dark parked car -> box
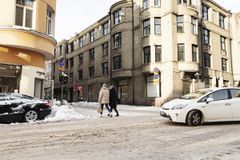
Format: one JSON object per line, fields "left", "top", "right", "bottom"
{"left": 0, "top": 93, "right": 51, "bottom": 123}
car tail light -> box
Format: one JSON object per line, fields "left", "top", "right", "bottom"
{"left": 44, "top": 103, "right": 51, "bottom": 108}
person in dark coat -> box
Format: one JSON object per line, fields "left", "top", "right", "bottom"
{"left": 109, "top": 85, "right": 119, "bottom": 117}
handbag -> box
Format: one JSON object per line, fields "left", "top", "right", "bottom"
{"left": 97, "top": 104, "right": 102, "bottom": 113}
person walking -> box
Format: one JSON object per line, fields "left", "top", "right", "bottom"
{"left": 109, "top": 85, "right": 119, "bottom": 117}
{"left": 98, "top": 83, "right": 111, "bottom": 117}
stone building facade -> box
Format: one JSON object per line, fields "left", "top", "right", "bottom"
{"left": 52, "top": 0, "right": 240, "bottom": 106}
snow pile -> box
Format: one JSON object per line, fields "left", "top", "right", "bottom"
{"left": 72, "top": 101, "right": 99, "bottom": 108}
{"left": 44, "top": 105, "right": 85, "bottom": 122}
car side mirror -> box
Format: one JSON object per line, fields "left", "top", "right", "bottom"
{"left": 206, "top": 98, "right": 214, "bottom": 103}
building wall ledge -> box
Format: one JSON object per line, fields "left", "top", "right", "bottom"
{"left": 0, "top": 26, "right": 56, "bottom": 60}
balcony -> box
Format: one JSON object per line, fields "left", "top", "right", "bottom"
{"left": 0, "top": 27, "right": 56, "bottom": 60}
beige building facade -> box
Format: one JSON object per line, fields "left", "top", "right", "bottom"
{"left": 0, "top": 0, "right": 56, "bottom": 98}
{"left": 53, "top": 0, "right": 240, "bottom": 106}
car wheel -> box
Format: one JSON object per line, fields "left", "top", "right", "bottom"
{"left": 186, "top": 110, "right": 202, "bottom": 126}
{"left": 24, "top": 110, "right": 38, "bottom": 122}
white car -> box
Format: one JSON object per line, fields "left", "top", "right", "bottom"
{"left": 160, "top": 87, "right": 240, "bottom": 126}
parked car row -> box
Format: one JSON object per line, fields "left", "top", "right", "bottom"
{"left": 0, "top": 93, "right": 51, "bottom": 123}
{"left": 160, "top": 87, "right": 240, "bottom": 126}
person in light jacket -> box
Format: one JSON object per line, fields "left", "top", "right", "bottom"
{"left": 98, "top": 83, "right": 111, "bottom": 117}
{"left": 109, "top": 85, "right": 119, "bottom": 117}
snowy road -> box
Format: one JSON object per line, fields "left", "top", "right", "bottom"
{"left": 1, "top": 103, "right": 240, "bottom": 160}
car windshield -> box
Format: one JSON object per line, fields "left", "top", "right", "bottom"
{"left": 180, "top": 89, "right": 212, "bottom": 100}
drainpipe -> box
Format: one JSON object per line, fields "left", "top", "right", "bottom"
{"left": 109, "top": 11, "right": 113, "bottom": 85}
{"left": 131, "top": 0, "right": 135, "bottom": 105}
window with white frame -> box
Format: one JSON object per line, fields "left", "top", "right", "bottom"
{"left": 79, "top": 37, "right": 83, "bottom": 48}
{"left": 154, "top": 17, "right": 161, "bottom": 34}
{"left": 202, "top": 28, "right": 210, "bottom": 44}
{"left": 15, "top": 0, "right": 34, "bottom": 28}
{"left": 46, "top": 7, "right": 54, "bottom": 35}
{"left": 113, "top": 32, "right": 121, "bottom": 48}
{"left": 102, "top": 42, "right": 109, "bottom": 56}
{"left": 89, "top": 30, "right": 95, "bottom": 42}
{"left": 102, "top": 62, "right": 108, "bottom": 75}
{"left": 191, "top": 16, "right": 197, "bottom": 34}
{"left": 155, "top": 45, "right": 162, "bottom": 62}
{"left": 113, "top": 10, "right": 121, "bottom": 25}
{"left": 219, "top": 13, "right": 225, "bottom": 29}
{"left": 178, "top": 43, "right": 185, "bottom": 61}
{"left": 102, "top": 21, "right": 109, "bottom": 35}
{"left": 220, "top": 36, "right": 226, "bottom": 51}
{"left": 202, "top": 4, "right": 209, "bottom": 20}
{"left": 177, "top": 15, "right": 184, "bottom": 33}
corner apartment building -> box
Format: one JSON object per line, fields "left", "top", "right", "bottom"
{"left": 0, "top": 0, "right": 56, "bottom": 98}
{"left": 52, "top": 0, "right": 240, "bottom": 106}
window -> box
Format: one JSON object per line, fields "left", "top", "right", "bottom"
{"left": 113, "top": 10, "right": 121, "bottom": 25}
{"left": 146, "top": 76, "right": 160, "bottom": 98}
{"left": 154, "top": 0, "right": 161, "bottom": 6}
{"left": 155, "top": 45, "right": 162, "bottom": 62}
{"left": 219, "top": 13, "right": 225, "bottom": 29}
{"left": 143, "top": 19, "right": 150, "bottom": 36}
{"left": 89, "top": 66, "right": 94, "bottom": 78}
{"left": 202, "top": 28, "right": 210, "bottom": 44}
{"left": 79, "top": 54, "right": 83, "bottom": 64}
{"left": 88, "top": 85, "right": 94, "bottom": 99}
{"left": 70, "top": 58, "right": 74, "bottom": 68}
{"left": 102, "top": 62, "right": 108, "bottom": 75}
{"left": 177, "top": 15, "right": 184, "bottom": 33}
{"left": 65, "top": 60, "right": 68, "bottom": 69}
{"left": 192, "top": 45, "right": 198, "bottom": 62}
{"left": 102, "top": 21, "right": 109, "bottom": 35}
{"left": 46, "top": 8, "right": 53, "bottom": 35}
{"left": 102, "top": 42, "right": 109, "bottom": 56}
{"left": 208, "top": 90, "right": 228, "bottom": 101}
{"left": 69, "top": 42, "right": 74, "bottom": 52}
{"left": 113, "top": 56, "right": 121, "bottom": 70}
{"left": 178, "top": 44, "right": 185, "bottom": 61}
{"left": 154, "top": 0, "right": 161, "bottom": 7}
{"left": 143, "top": 46, "right": 151, "bottom": 64}
{"left": 202, "top": 4, "right": 209, "bottom": 20}
{"left": 220, "top": 36, "right": 226, "bottom": 51}
{"left": 89, "top": 30, "right": 95, "bottom": 42}
{"left": 15, "top": 0, "right": 34, "bottom": 28}
{"left": 89, "top": 49, "right": 94, "bottom": 61}
{"left": 78, "top": 69, "right": 83, "bottom": 80}
{"left": 221, "top": 58, "right": 227, "bottom": 71}
{"left": 204, "top": 52, "right": 211, "bottom": 68}
{"left": 191, "top": 16, "right": 197, "bottom": 34}
{"left": 177, "top": 0, "right": 187, "bottom": 4}
{"left": 143, "top": 0, "right": 149, "bottom": 9}
{"left": 230, "top": 89, "right": 240, "bottom": 98}
{"left": 154, "top": 17, "right": 161, "bottom": 34}
{"left": 69, "top": 72, "right": 73, "bottom": 82}
{"left": 79, "top": 37, "right": 83, "bottom": 48}
{"left": 113, "top": 32, "right": 121, "bottom": 48}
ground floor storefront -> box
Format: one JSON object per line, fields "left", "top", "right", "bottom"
{"left": 0, "top": 63, "right": 45, "bottom": 98}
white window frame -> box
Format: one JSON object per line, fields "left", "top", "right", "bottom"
{"left": 46, "top": 7, "right": 54, "bottom": 36}
{"left": 15, "top": 0, "right": 35, "bottom": 28}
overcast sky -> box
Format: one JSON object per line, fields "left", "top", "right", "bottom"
{"left": 55, "top": 0, "right": 240, "bottom": 42}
